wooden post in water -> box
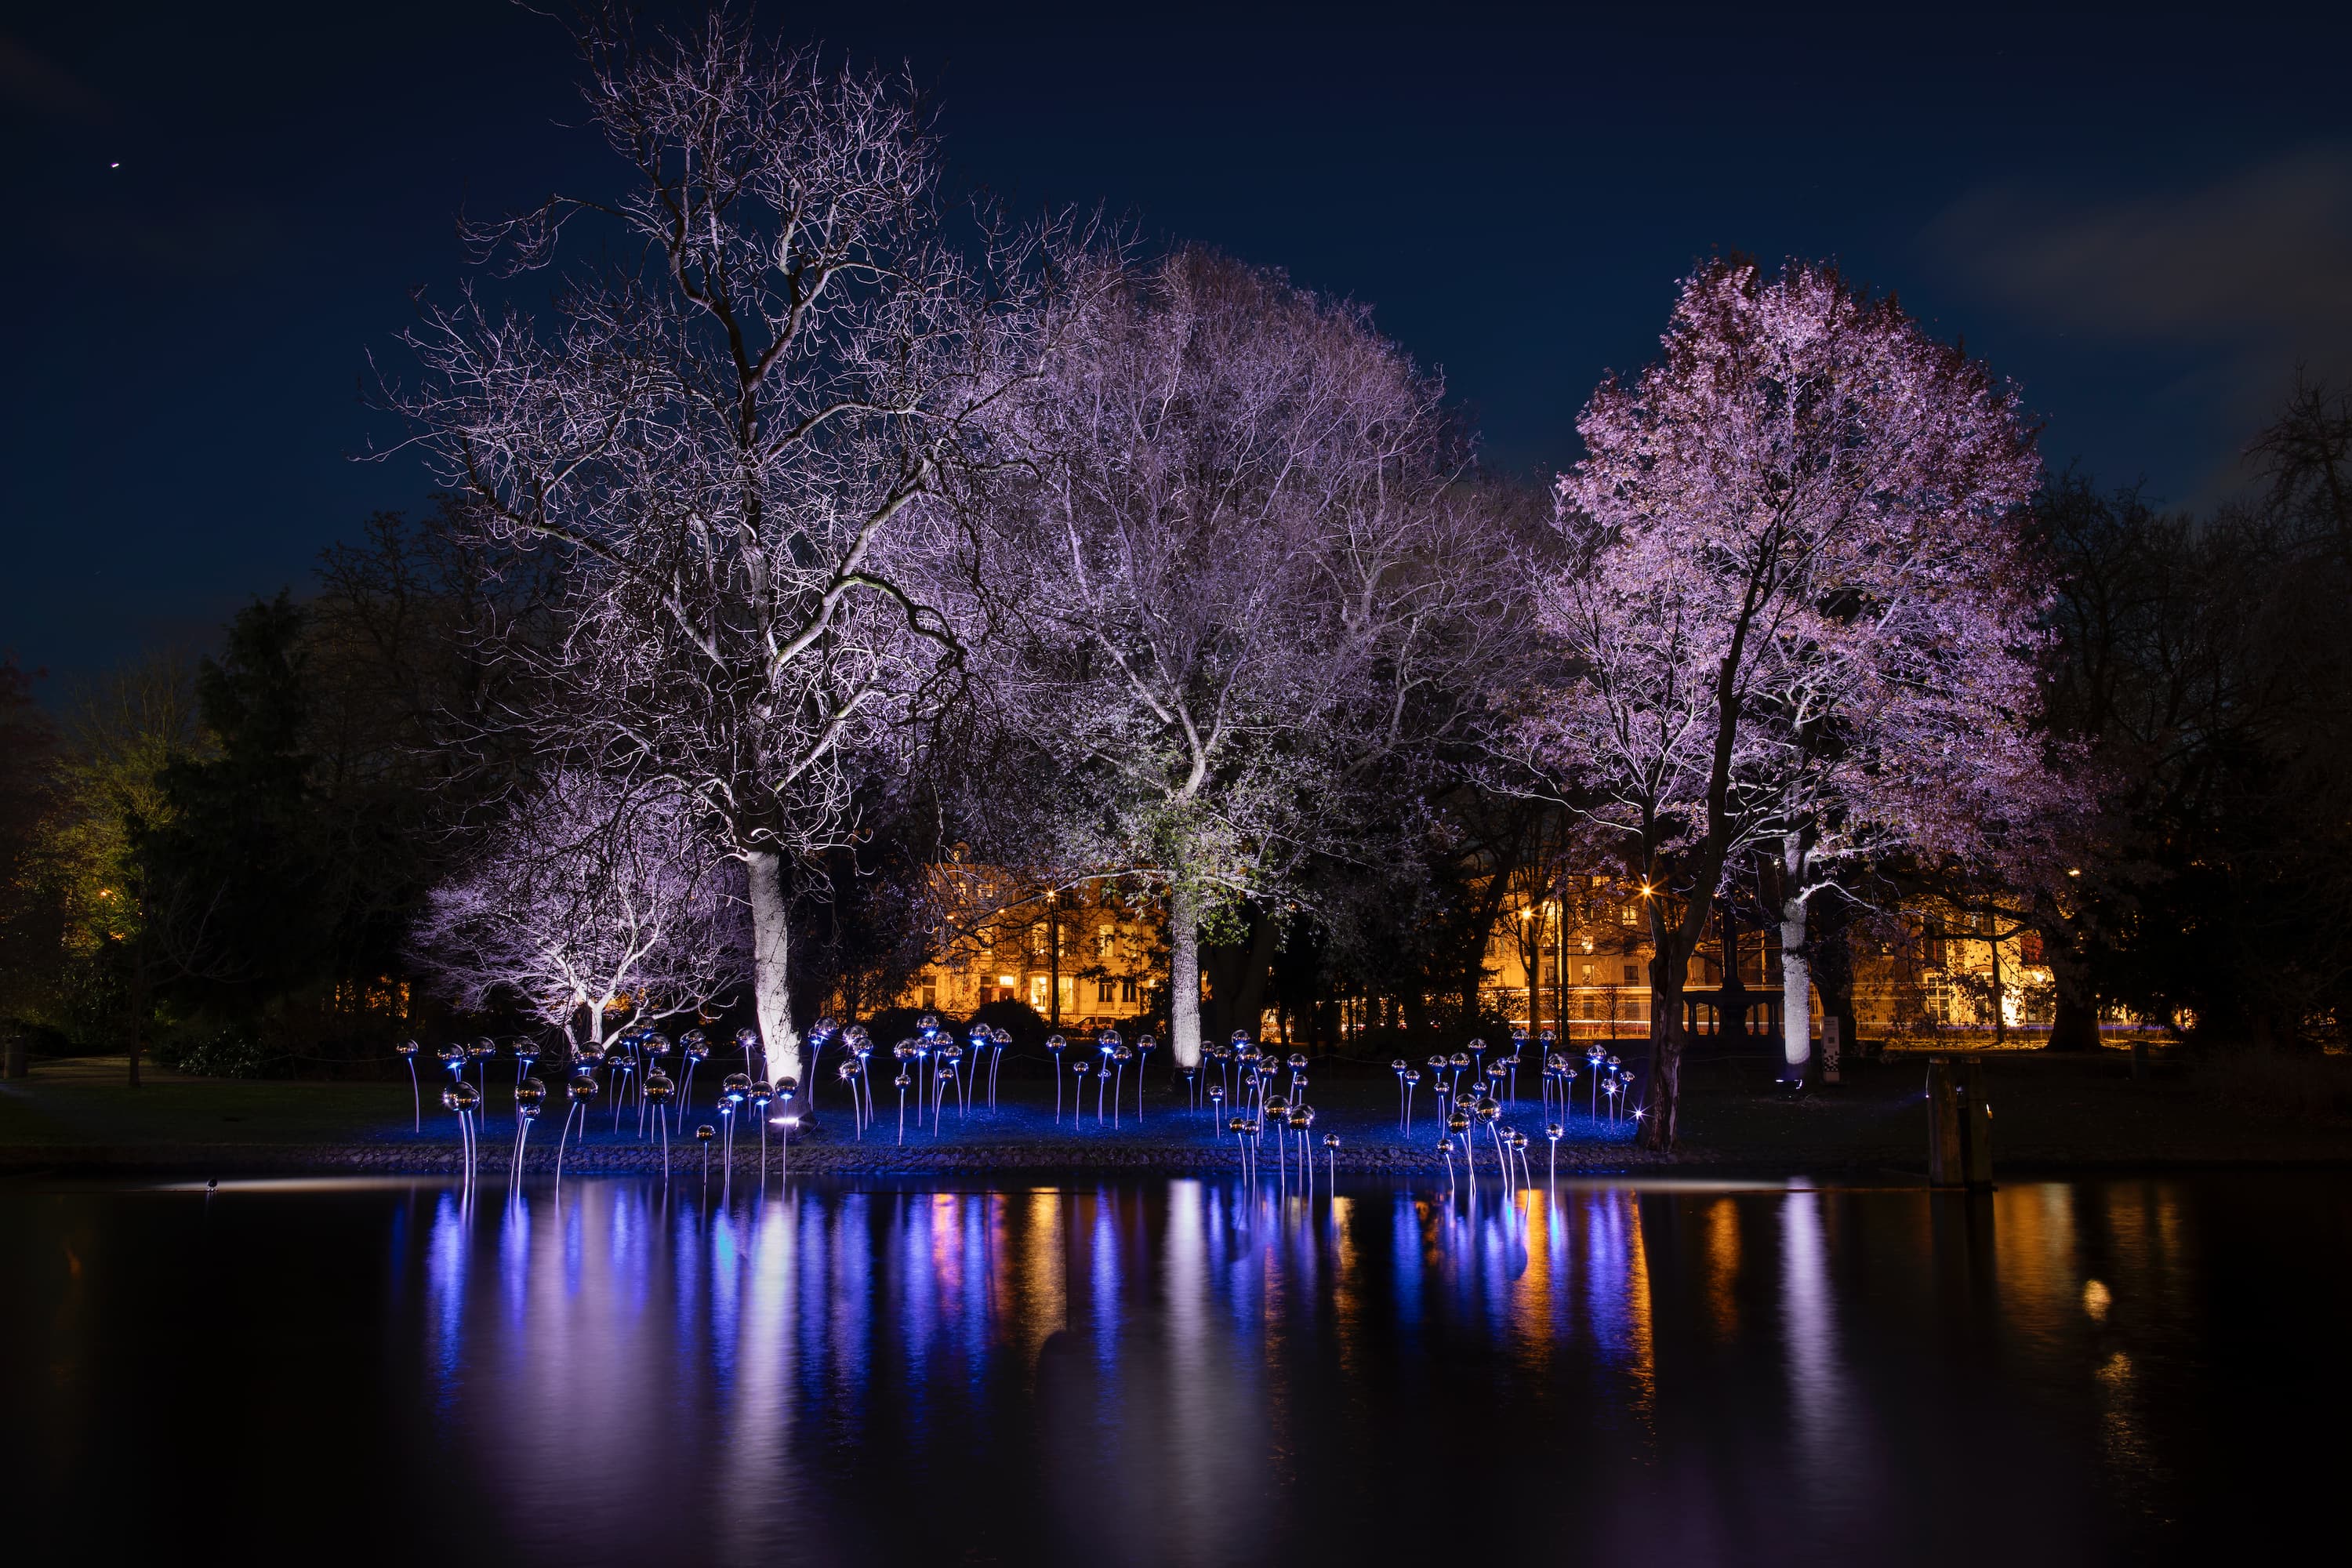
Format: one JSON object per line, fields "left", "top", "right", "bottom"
{"left": 1926, "top": 1055, "right": 1965, "bottom": 1187}
{"left": 1958, "top": 1056, "right": 1994, "bottom": 1188}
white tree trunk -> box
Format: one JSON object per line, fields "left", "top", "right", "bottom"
{"left": 746, "top": 850, "right": 804, "bottom": 1091}
{"left": 1169, "top": 882, "right": 1203, "bottom": 1069}
{"left": 1780, "top": 835, "right": 1813, "bottom": 1079}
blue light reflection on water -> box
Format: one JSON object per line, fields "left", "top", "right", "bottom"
{"left": 3, "top": 1174, "right": 2347, "bottom": 1564}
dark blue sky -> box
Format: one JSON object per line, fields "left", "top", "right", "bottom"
{"left": 5, "top": 2, "right": 2349, "bottom": 687}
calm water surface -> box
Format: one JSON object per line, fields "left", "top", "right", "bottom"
{"left": 3, "top": 1174, "right": 2343, "bottom": 1565}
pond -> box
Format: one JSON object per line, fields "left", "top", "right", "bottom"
{"left": 2, "top": 1173, "right": 2340, "bottom": 1564}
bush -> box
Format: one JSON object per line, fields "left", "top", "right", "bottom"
{"left": 158, "top": 1025, "right": 274, "bottom": 1079}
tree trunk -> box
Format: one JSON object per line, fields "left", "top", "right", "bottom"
{"left": 1641, "top": 938, "right": 1686, "bottom": 1151}
{"left": 1780, "top": 898, "right": 1813, "bottom": 1083}
{"left": 1717, "top": 894, "right": 1748, "bottom": 1047}
{"left": 1169, "top": 882, "right": 1203, "bottom": 1069}
{"left": 1812, "top": 914, "right": 1859, "bottom": 1059}
{"left": 1225, "top": 904, "right": 1278, "bottom": 1047}
{"left": 2044, "top": 927, "right": 2100, "bottom": 1052}
{"left": 127, "top": 935, "right": 148, "bottom": 1089}
{"left": 1778, "top": 837, "right": 1813, "bottom": 1083}
{"left": 746, "top": 849, "right": 804, "bottom": 1096}
{"left": 1989, "top": 926, "right": 2008, "bottom": 1047}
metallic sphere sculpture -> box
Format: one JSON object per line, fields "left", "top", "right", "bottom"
{"left": 568, "top": 1076, "right": 598, "bottom": 1103}
{"left": 516, "top": 1076, "right": 548, "bottom": 1111}
{"left": 644, "top": 1071, "right": 676, "bottom": 1104}
{"left": 443, "top": 1080, "right": 481, "bottom": 1112}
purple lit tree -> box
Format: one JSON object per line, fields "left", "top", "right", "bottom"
{"left": 384, "top": 13, "right": 1075, "bottom": 1099}
{"left": 978, "top": 250, "right": 1512, "bottom": 1069}
{"left": 1518, "top": 258, "right": 2060, "bottom": 1148}
{"left": 410, "top": 774, "right": 748, "bottom": 1046}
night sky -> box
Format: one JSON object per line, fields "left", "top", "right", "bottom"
{"left": 5, "top": 2, "right": 2348, "bottom": 688}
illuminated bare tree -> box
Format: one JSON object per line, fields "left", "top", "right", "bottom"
{"left": 979, "top": 249, "right": 1512, "bottom": 1068}
{"left": 1519, "top": 258, "right": 2055, "bottom": 1147}
{"left": 411, "top": 773, "right": 746, "bottom": 1046}
{"left": 385, "top": 12, "right": 1073, "bottom": 1095}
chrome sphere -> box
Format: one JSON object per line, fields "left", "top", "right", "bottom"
{"left": 1287, "top": 1105, "right": 1312, "bottom": 1130}
{"left": 695, "top": 1123, "right": 716, "bottom": 1143}
{"left": 837, "top": 1058, "right": 859, "bottom": 1082}
{"left": 1390, "top": 1058, "right": 1407, "bottom": 1073}
{"left": 918, "top": 1014, "right": 940, "bottom": 1033}
{"left": 942, "top": 1042, "right": 964, "bottom": 1062}
{"left": 1323, "top": 1132, "right": 1341, "bottom": 1149}
{"left": 734, "top": 1028, "right": 761, "bottom": 1053}
{"left": 1229, "top": 1030, "right": 1251, "bottom": 1047}
{"left": 813, "top": 1015, "right": 839, "bottom": 1039}
{"left": 1228, "top": 1116, "right": 1250, "bottom": 1134}
{"left": 1426, "top": 1054, "right": 1446, "bottom": 1072}
{"left": 775, "top": 1076, "right": 798, "bottom": 1097}
{"left": 844, "top": 1025, "right": 870, "bottom": 1051}
{"left": 437, "top": 1044, "right": 466, "bottom": 1069}
{"left": 1468, "top": 1037, "right": 1486, "bottom": 1053}
{"left": 749, "top": 1080, "right": 774, "bottom": 1106}
{"left": 1546, "top": 1123, "right": 1564, "bottom": 1140}
{"left": 1135, "top": 1034, "right": 1155, "bottom": 1051}
{"left": 1207, "top": 1082, "right": 1225, "bottom": 1102}
{"left": 993, "top": 1027, "right": 1012, "bottom": 1046}
{"left": 514, "top": 1040, "right": 540, "bottom": 1062}
{"left": 442, "top": 1080, "right": 481, "bottom": 1112}
{"left": 894, "top": 1073, "right": 912, "bottom": 1089}
{"left": 1448, "top": 1051, "right": 1469, "bottom": 1069}
{"left": 1291, "top": 1074, "right": 1308, "bottom": 1094}
{"left": 470, "top": 1037, "right": 498, "bottom": 1062}
{"left": 395, "top": 1039, "right": 419, "bottom": 1058}
{"left": 1047, "top": 1033, "right": 1067, "bottom": 1051}
{"left": 1072, "top": 1058, "right": 1090, "bottom": 1075}
{"left": 1264, "top": 1097, "right": 1289, "bottom": 1119}
{"left": 681, "top": 1028, "right": 710, "bottom": 1058}
{"left": 720, "top": 1072, "right": 751, "bottom": 1103}
{"left": 644, "top": 1071, "right": 676, "bottom": 1104}
{"left": 568, "top": 1076, "right": 598, "bottom": 1103}
{"left": 515, "top": 1076, "right": 548, "bottom": 1109}
{"left": 1473, "top": 1098, "right": 1501, "bottom": 1123}
{"left": 1446, "top": 1112, "right": 1471, "bottom": 1134}
{"left": 1112, "top": 1044, "right": 1132, "bottom": 1063}
{"left": 895, "top": 1040, "right": 917, "bottom": 1062}
{"left": 641, "top": 1032, "right": 672, "bottom": 1058}
{"left": 1405, "top": 1069, "right": 1421, "bottom": 1085}
{"left": 1287, "top": 1052, "right": 1307, "bottom": 1070}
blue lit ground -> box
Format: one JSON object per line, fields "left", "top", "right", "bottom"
{"left": 10, "top": 1045, "right": 2349, "bottom": 1178}
{"left": 466, "top": 1056, "right": 1653, "bottom": 1177}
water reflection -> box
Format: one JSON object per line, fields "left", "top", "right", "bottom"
{"left": 2, "top": 1175, "right": 2344, "bottom": 1565}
